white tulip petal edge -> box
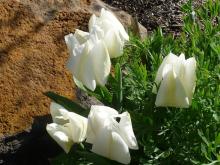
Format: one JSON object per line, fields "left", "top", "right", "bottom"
{"left": 86, "top": 105, "right": 138, "bottom": 164}
{"left": 46, "top": 102, "right": 88, "bottom": 153}
{"left": 153, "top": 53, "right": 197, "bottom": 108}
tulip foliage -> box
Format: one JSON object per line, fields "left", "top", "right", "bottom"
{"left": 46, "top": 1, "right": 220, "bottom": 164}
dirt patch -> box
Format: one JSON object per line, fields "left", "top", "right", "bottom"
{"left": 103, "top": 0, "right": 186, "bottom": 34}
{"left": 0, "top": 0, "right": 91, "bottom": 135}
{"left": 104, "top": 0, "right": 204, "bottom": 34}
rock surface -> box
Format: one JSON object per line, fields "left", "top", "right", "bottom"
{"left": 0, "top": 0, "right": 91, "bottom": 136}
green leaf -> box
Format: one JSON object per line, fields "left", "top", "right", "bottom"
{"left": 44, "top": 91, "right": 89, "bottom": 117}
{"left": 215, "top": 133, "right": 220, "bottom": 145}
{"left": 198, "top": 129, "right": 210, "bottom": 147}
{"left": 112, "top": 63, "right": 123, "bottom": 112}
{"left": 93, "top": 85, "right": 112, "bottom": 105}
{"left": 77, "top": 151, "right": 122, "bottom": 165}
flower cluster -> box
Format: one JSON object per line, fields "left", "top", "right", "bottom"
{"left": 47, "top": 7, "right": 197, "bottom": 165}
{"left": 65, "top": 8, "right": 129, "bottom": 91}
{"left": 87, "top": 105, "right": 138, "bottom": 164}
{"left": 47, "top": 103, "right": 138, "bottom": 164}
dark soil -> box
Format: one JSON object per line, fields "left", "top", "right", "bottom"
{"left": 104, "top": 0, "right": 204, "bottom": 34}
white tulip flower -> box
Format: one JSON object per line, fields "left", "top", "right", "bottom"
{"left": 86, "top": 105, "right": 138, "bottom": 164}
{"left": 154, "top": 53, "right": 197, "bottom": 108}
{"left": 47, "top": 102, "right": 88, "bottom": 153}
{"left": 65, "top": 28, "right": 111, "bottom": 91}
{"left": 89, "top": 8, "right": 129, "bottom": 58}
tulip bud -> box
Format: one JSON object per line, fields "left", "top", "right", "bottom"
{"left": 47, "top": 102, "right": 88, "bottom": 153}
{"left": 86, "top": 105, "right": 138, "bottom": 164}
{"left": 89, "top": 8, "right": 129, "bottom": 58}
{"left": 154, "top": 53, "right": 197, "bottom": 108}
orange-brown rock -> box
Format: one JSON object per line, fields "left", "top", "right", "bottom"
{"left": 0, "top": 0, "right": 92, "bottom": 135}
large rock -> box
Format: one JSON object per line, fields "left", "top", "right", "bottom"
{"left": 0, "top": 0, "right": 90, "bottom": 136}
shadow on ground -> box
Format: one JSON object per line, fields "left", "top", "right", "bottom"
{"left": 0, "top": 115, "right": 62, "bottom": 165}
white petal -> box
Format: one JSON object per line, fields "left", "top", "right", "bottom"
{"left": 67, "top": 112, "right": 88, "bottom": 142}
{"left": 65, "top": 34, "right": 82, "bottom": 76}
{"left": 90, "top": 40, "right": 111, "bottom": 85}
{"left": 97, "top": 19, "right": 113, "bottom": 35}
{"left": 153, "top": 52, "right": 178, "bottom": 93}
{"left": 155, "top": 65, "right": 189, "bottom": 108}
{"left": 50, "top": 102, "right": 69, "bottom": 124}
{"left": 79, "top": 47, "right": 97, "bottom": 91}
{"left": 179, "top": 53, "right": 186, "bottom": 61}
{"left": 90, "top": 25, "right": 105, "bottom": 39}
{"left": 91, "top": 128, "right": 130, "bottom": 164}
{"left": 162, "top": 63, "right": 173, "bottom": 78}
{"left": 91, "top": 127, "right": 112, "bottom": 159}
{"left": 111, "top": 132, "right": 131, "bottom": 164}
{"left": 71, "top": 41, "right": 96, "bottom": 91}
{"left": 117, "top": 112, "right": 138, "bottom": 149}
{"left": 104, "top": 29, "right": 124, "bottom": 58}
{"left": 74, "top": 29, "right": 90, "bottom": 44}
{"left": 65, "top": 35, "right": 84, "bottom": 75}
{"left": 86, "top": 105, "right": 118, "bottom": 144}
{"left": 183, "top": 57, "right": 196, "bottom": 105}
{"left": 65, "top": 30, "right": 89, "bottom": 49}
{"left": 50, "top": 102, "right": 63, "bottom": 119}
{"left": 46, "top": 123, "right": 73, "bottom": 153}
{"left": 100, "top": 8, "right": 129, "bottom": 41}
{"left": 172, "top": 53, "right": 186, "bottom": 79}
{"left": 88, "top": 14, "right": 97, "bottom": 32}
{"left": 64, "top": 33, "right": 79, "bottom": 54}
{"left": 65, "top": 32, "right": 96, "bottom": 91}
